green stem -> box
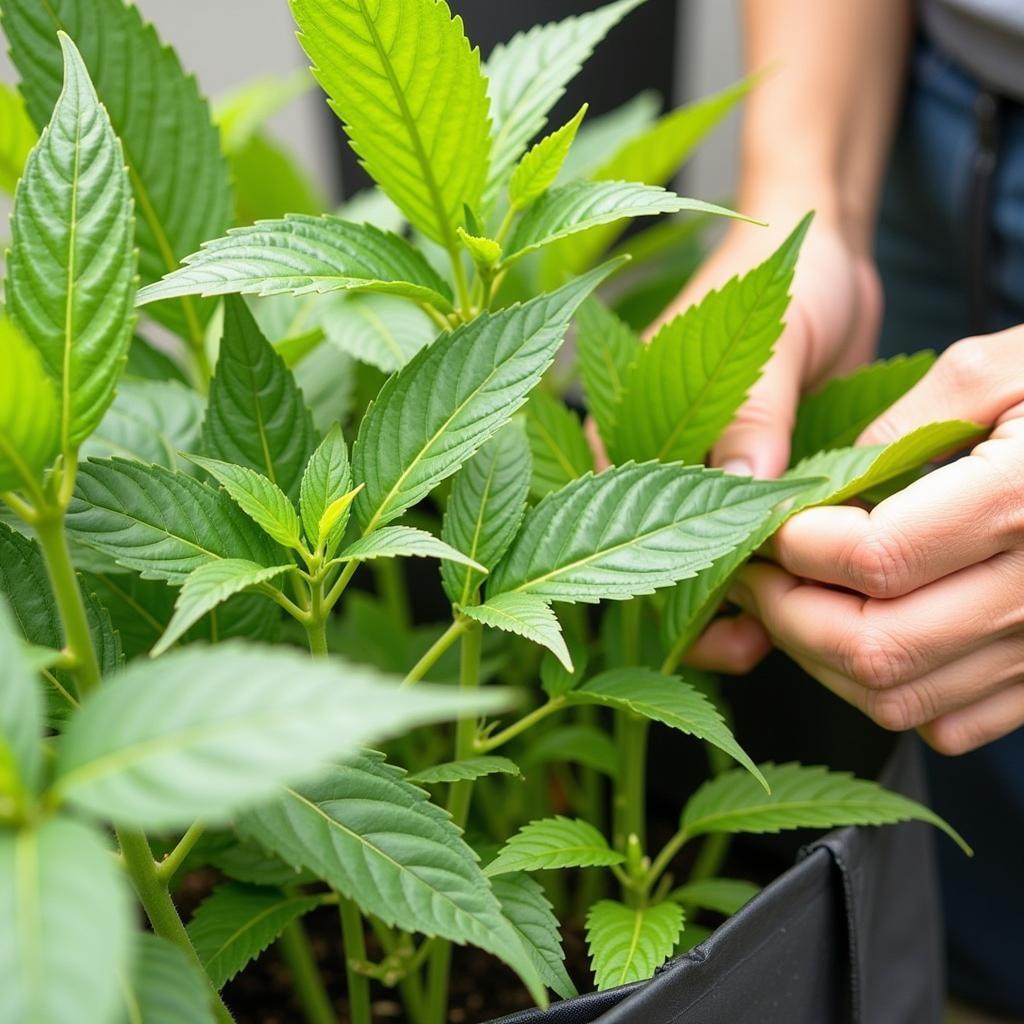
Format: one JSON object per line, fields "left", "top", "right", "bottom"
{"left": 278, "top": 919, "right": 336, "bottom": 1024}
{"left": 613, "top": 601, "right": 646, "bottom": 858}
{"left": 643, "top": 828, "right": 691, "bottom": 896}
{"left": 374, "top": 559, "right": 410, "bottom": 629}
{"left": 339, "top": 897, "right": 372, "bottom": 1024}
{"left": 304, "top": 577, "right": 329, "bottom": 657}
{"left": 449, "top": 249, "right": 474, "bottom": 320}
{"left": 323, "top": 559, "right": 359, "bottom": 610}
{"left": 401, "top": 618, "right": 468, "bottom": 688}
{"left": 156, "top": 820, "right": 205, "bottom": 884}
{"left": 689, "top": 832, "right": 730, "bottom": 883}
{"left": 473, "top": 696, "right": 566, "bottom": 753}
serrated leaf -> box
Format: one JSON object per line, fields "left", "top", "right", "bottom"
{"left": 337, "top": 527, "right": 485, "bottom": 572}
{"left": 575, "top": 299, "right": 640, "bottom": 440}
{"left": 458, "top": 227, "right": 502, "bottom": 268}
{"left": 187, "top": 883, "right": 320, "bottom": 989}
{"left": 292, "top": 0, "right": 491, "bottom": 250}
{"left": 2, "top": 0, "right": 231, "bottom": 343}
{"left": 204, "top": 835, "right": 314, "bottom": 888}
{"left": 539, "top": 623, "right": 588, "bottom": 698}
{"left": 493, "top": 872, "right": 576, "bottom": 1000}
{"left": 0, "top": 596, "right": 42, "bottom": 795}
{"left": 6, "top": 34, "right": 135, "bottom": 451}
{"left": 485, "top": 816, "right": 623, "bottom": 876}
{"left": 321, "top": 293, "right": 437, "bottom": 374}
{"left": 668, "top": 877, "right": 759, "bottom": 916}
{"left": 483, "top": 0, "right": 644, "bottom": 202}
{"left": 352, "top": 263, "right": 618, "bottom": 532}
{"left": 0, "top": 81, "right": 35, "bottom": 194}
{"left": 488, "top": 463, "right": 814, "bottom": 604}
{"left": 568, "top": 669, "right": 764, "bottom": 788}
{"left": 0, "top": 318, "right": 60, "bottom": 492}
{"left": 463, "top": 594, "right": 572, "bottom": 670}
{"left": 441, "top": 422, "right": 531, "bottom": 606}
{"left": 505, "top": 180, "right": 745, "bottom": 265}
{"left": 608, "top": 217, "right": 810, "bottom": 464}
{"left": 120, "top": 934, "right": 216, "bottom": 1024}
{"left": 509, "top": 104, "right": 588, "bottom": 210}
{"left": 67, "top": 458, "right": 281, "bottom": 583}
{"left": 202, "top": 297, "right": 317, "bottom": 501}
{"left": 0, "top": 818, "right": 132, "bottom": 1024}
{"left": 789, "top": 352, "right": 936, "bottom": 465}
{"left": 237, "top": 752, "right": 546, "bottom": 1003}
{"left": 586, "top": 899, "right": 683, "bottom": 990}
{"left": 408, "top": 756, "right": 520, "bottom": 785}
{"left": 559, "top": 92, "right": 660, "bottom": 184}
{"left": 524, "top": 390, "right": 594, "bottom": 498}
{"left": 138, "top": 216, "right": 453, "bottom": 311}
{"left": 54, "top": 643, "right": 510, "bottom": 828}
{"left": 520, "top": 725, "right": 619, "bottom": 778}
{"left": 300, "top": 425, "right": 352, "bottom": 555}
{"left": 153, "top": 560, "right": 292, "bottom": 657}
{"left": 681, "top": 762, "right": 971, "bottom": 854}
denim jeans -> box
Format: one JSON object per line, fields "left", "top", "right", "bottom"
{"left": 876, "top": 40, "right": 1024, "bottom": 1018}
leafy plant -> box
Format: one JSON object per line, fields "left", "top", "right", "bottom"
{"left": 0, "top": 2, "right": 971, "bottom": 1022}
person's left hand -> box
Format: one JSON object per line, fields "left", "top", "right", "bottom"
{"left": 689, "top": 326, "right": 1024, "bottom": 755}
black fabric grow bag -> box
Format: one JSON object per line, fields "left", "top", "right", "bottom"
{"left": 488, "top": 735, "right": 944, "bottom": 1024}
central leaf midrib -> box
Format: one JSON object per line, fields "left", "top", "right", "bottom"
{"left": 684, "top": 796, "right": 909, "bottom": 834}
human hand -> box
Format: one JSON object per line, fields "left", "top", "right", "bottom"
{"left": 692, "top": 327, "right": 1024, "bottom": 754}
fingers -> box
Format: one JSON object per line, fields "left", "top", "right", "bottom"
{"left": 685, "top": 614, "right": 772, "bottom": 674}
{"left": 919, "top": 684, "right": 1024, "bottom": 755}
{"left": 585, "top": 415, "right": 609, "bottom": 471}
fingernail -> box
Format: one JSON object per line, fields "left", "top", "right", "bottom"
{"left": 720, "top": 458, "right": 754, "bottom": 478}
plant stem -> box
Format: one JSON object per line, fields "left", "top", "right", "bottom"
{"left": 323, "top": 559, "right": 359, "bottom": 610}
{"left": 374, "top": 559, "right": 410, "bottom": 629}
{"left": 473, "top": 696, "right": 566, "bottom": 753}
{"left": 643, "top": 828, "right": 690, "bottom": 895}
{"left": 401, "top": 618, "right": 468, "bottom": 688}
{"left": 278, "top": 919, "right": 336, "bottom": 1024}
{"left": 339, "top": 897, "right": 372, "bottom": 1024}
{"left": 304, "top": 575, "right": 330, "bottom": 657}
{"left": 156, "top": 820, "right": 206, "bottom": 884}
{"left": 612, "top": 600, "right": 646, "bottom": 859}
{"left": 449, "top": 249, "right": 474, "bottom": 320}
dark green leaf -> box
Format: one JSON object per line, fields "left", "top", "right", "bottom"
{"left": 0, "top": 596, "right": 42, "bottom": 794}
{"left": 121, "top": 934, "right": 215, "bottom": 1024}
{"left": 524, "top": 390, "right": 594, "bottom": 498}
{"left": 485, "top": 816, "right": 623, "bottom": 876}
{"left": 575, "top": 299, "right": 640, "bottom": 441}
{"left": 408, "top": 756, "right": 521, "bottom": 785}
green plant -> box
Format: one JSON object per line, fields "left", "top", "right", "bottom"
{"left": 0, "top": 1, "right": 974, "bottom": 1022}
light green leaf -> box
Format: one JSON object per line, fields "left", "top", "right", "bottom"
{"left": 0, "top": 81, "right": 35, "bottom": 194}
{"left": 668, "top": 877, "right": 759, "bottom": 916}
{"left": 458, "top": 227, "right": 502, "bottom": 269}
{"left": 608, "top": 216, "right": 810, "bottom": 464}
{"left": 321, "top": 294, "right": 437, "bottom": 374}
{"left": 227, "top": 132, "right": 328, "bottom": 225}
{"left": 299, "top": 425, "right": 352, "bottom": 556}
{"left": 505, "top": 180, "right": 745, "bottom": 265}
{"left": 187, "top": 883, "right": 320, "bottom": 989}
{"left": 789, "top": 352, "right": 936, "bottom": 465}
{"left": 520, "top": 725, "right": 618, "bottom": 778}
{"left": 485, "top": 816, "right": 623, "bottom": 876}
{"left": 509, "top": 104, "right": 588, "bottom": 210}
{"left": 67, "top": 458, "right": 283, "bottom": 583}
{"left": 6, "top": 33, "right": 135, "bottom": 451}
{"left": 408, "top": 756, "right": 521, "bottom": 785}
{"left": 0, "top": 596, "right": 42, "bottom": 795}
{"left": 586, "top": 899, "right": 683, "bottom": 990}
{"left": 569, "top": 669, "right": 764, "bottom": 788}
{"left": 463, "top": 594, "right": 572, "bottom": 671}
{"left": 120, "top": 934, "right": 216, "bottom": 1024}
{"left": 484, "top": 0, "right": 645, "bottom": 202}
{"left": 0, "top": 318, "right": 60, "bottom": 492}
{"left": 488, "top": 463, "right": 814, "bottom": 604}
{"left": 337, "top": 527, "right": 486, "bottom": 572}
{"left": 54, "top": 643, "right": 510, "bottom": 828}
{"left": 153, "top": 560, "right": 292, "bottom": 657}
{"left": 681, "top": 762, "right": 971, "bottom": 854}
{"left": 524, "top": 390, "right": 594, "bottom": 498}
{"left": 202, "top": 297, "right": 318, "bottom": 500}
{"left": 493, "top": 872, "right": 576, "bottom": 1000}
{"left": 575, "top": 299, "right": 640, "bottom": 441}
{"left": 352, "top": 263, "right": 619, "bottom": 532}
{"left": 237, "top": 752, "right": 546, "bottom": 1003}
{"left": 138, "top": 216, "right": 452, "bottom": 311}
{"left": 0, "top": 818, "right": 132, "bottom": 1024}
{"left": 2, "top": 0, "right": 231, "bottom": 343}
{"left": 441, "top": 421, "right": 531, "bottom": 607}
{"left": 291, "top": 0, "right": 491, "bottom": 250}
{"left": 559, "top": 92, "right": 660, "bottom": 184}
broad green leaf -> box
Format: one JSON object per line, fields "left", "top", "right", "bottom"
{"left": 2, "top": 0, "right": 231, "bottom": 343}
{"left": 227, "top": 132, "right": 328, "bottom": 225}
{"left": 292, "top": 0, "right": 491, "bottom": 250}
{"left": 408, "top": 756, "right": 521, "bottom": 785}
{"left": 539, "top": 623, "right": 588, "bottom": 698}
{"left": 6, "top": 34, "right": 135, "bottom": 450}
{"left": 0, "top": 818, "right": 132, "bottom": 1024}
{"left": 299, "top": 425, "right": 352, "bottom": 556}
{"left": 0, "top": 81, "right": 35, "bottom": 194}
{"left": 0, "top": 597, "right": 42, "bottom": 795}
{"left": 237, "top": 752, "right": 546, "bottom": 1003}
{"left": 353, "top": 263, "right": 619, "bottom": 532}
{"left": 668, "top": 877, "right": 759, "bottom": 916}
{"left": 524, "top": 391, "right": 594, "bottom": 498}
{"left": 441, "top": 422, "right": 532, "bottom": 606}
{"left": 520, "top": 725, "right": 618, "bottom": 778}
{"left": 789, "top": 352, "right": 936, "bottom": 465}
{"left": 337, "top": 527, "right": 486, "bottom": 571}
{"left": 492, "top": 872, "right": 576, "bottom": 1000}
{"left": 138, "top": 216, "right": 453, "bottom": 311}
{"left": 509, "top": 104, "right": 588, "bottom": 210}
{"left": 681, "top": 762, "right": 971, "bottom": 854}
{"left": 187, "top": 455, "right": 302, "bottom": 550}
{"left": 54, "top": 643, "right": 510, "bottom": 828}
{"left": 463, "top": 594, "right": 572, "bottom": 671}
{"left": 575, "top": 299, "right": 640, "bottom": 441}
{"left": 203, "top": 836, "right": 314, "bottom": 888}
{"left": 505, "top": 180, "right": 745, "bottom": 265}
{"left": 124, "top": 335, "right": 190, "bottom": 385}
{"left": 488, "top": 463, "right": 814, "bottom": 604}
{"left": 608, "top": 217, "right": 810, "bottom": 464}
{"left": 485, "top": 816, "right": 623, "bottom": 876}
{"left": 0, "top": 318, "right": 60, "bottom": 491}
{"left": 121, "top": 934, "right": 216, "bottom": 1024}
{"left": 67, "top": 458, "right": 283, "bottom": 583}
{"left": 586, "top": 899, "right": 683, "bottom": 990}
{"left": 483, "top": 0, "right": 645, "bottom": 202}
{"left": 202, "top": 297, "right": 318, "bottom": 500}
{"left": 187, "top": 883, "right": 320, "bottom": 989}
{"left": 153, "top": 560, "right": 292, "bottom": 657}
{"left": 786, "top": 420, "right": 984, "bottom": 508}
{"left": 322, "top": 294, "right": 436, "bottom": 374}
{"left": 569, "top": 669, "right": 764, "bottom": 789}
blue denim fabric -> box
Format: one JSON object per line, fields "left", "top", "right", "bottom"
{"left": 876, "top": 41, "right": 1024, "bottom": 1017}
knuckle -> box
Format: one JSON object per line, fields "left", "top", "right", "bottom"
{"left": 839, "top": 626, "right": 909, "bottom": 690}
{"left": 925, "top": 719, "right": 979, "bottom": 757}
{"left": 866, "top": 684, "right": 935, "bottom": 732}
{"left": 841, "top": 528, "right": 915, "bottom": 598}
